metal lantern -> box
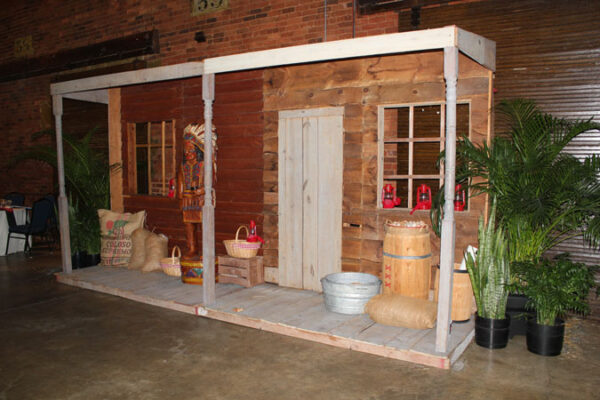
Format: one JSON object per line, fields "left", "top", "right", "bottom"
{"left": 454, "top": 183, "right": 466, "bottom": 211}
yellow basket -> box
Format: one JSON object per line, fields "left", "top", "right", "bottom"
{"left": 160, "top": 246, "right": 182, "bottom": 277}
{"left": 224, "top": 225, "right": 261, "bottom": 259}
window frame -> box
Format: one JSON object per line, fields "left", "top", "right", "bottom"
{"left": 377, "top": 101, "right": 471, "bottom": 210}
{"left": 126, "top": 119, "right": 177, "bottom": 197}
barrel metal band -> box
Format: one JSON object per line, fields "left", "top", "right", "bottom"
{"left": 383, "top": 251, "right": 432, "bottom": 260}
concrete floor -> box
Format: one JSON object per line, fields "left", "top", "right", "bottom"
{"left": 1, "top": 251, "right": 599, "bottom": 400}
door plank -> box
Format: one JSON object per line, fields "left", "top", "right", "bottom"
{"left": 302, "top": 116, "right": 320, "bottom": 291}
{"left": 317, "top": 113, "right": 344, "bottom": 284}
{"left": 278, "top": 116, "right": 304, "bottom": 288}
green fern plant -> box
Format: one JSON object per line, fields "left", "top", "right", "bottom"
{"left": 510, "top": 254, "right": 597, "bottom": 325}
{"left": 13, "top": 128, "right": 119, "bottom": 254}
{"left": 432, "top": 99, "right": 600, "bottom": 263}
{"left": 466, "top": 199, "right": 510, "bottom": 319}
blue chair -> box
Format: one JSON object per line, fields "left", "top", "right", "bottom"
{"left": 3, "top": 192, "right": 25, "bottom": 207}
{"left": 6, "top": 198, "right": 53, "bottom": 254}
{"left": 43, "top": 194, "right": 59, "bottom": 243}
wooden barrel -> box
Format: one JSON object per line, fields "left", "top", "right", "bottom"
{"left": 434, "top": 264, "right": 474, "bottom": 322}
{"left": 382, "top": 221, "right": 432, "bottom": 299}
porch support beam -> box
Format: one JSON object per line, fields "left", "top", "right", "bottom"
{"left": 52, "top": 94, "right": 72, "bottom": 274}
{"left": 436, "top": 46, "right": 458, "bottom": 353}
{"left": 202, "top": 73, "right": 216, "bottom": 305}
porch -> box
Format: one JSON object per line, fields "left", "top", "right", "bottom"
{"left": 56, "top": 266, "right": 474, "bottom": 369}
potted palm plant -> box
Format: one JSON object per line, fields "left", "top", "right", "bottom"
{"left": 432, "top": 99, "right": 600, "bottom": 336}
{"left": 510, "top": 254, "right": 597, "bottom": 356}
{"left": 465, "top": 199, "right": 511, "bottom": 349}
{"left": 13, "top": 128, "right": 118, "bottom": 267}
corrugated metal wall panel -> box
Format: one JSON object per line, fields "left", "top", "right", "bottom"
{"left": 397, "top": 0, "right": 600, "bottom": 268}
{"left": 393, "top": 0, "right": 600, "bottom": 319}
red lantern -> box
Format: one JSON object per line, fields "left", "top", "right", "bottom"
{"left": 167, "top": 178, "right": 176, "bottom": 198}
{"left": 410, "top": 184, "right": 432, "bottom": 214}
{"left": 382, "top": 184, "right": 402, "bottom": 208}
{"left": 454, "top": 184, "right": 466, "bottom": 211}
{"left": 246, "top": 220, "right": 265, "bottom": 244}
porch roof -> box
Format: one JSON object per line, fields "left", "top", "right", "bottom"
{"left": 51, "top": 25, "right": 494, "bottom": 97}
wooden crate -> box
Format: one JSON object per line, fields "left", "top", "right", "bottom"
{"left": 217, "top": 255, "right": 264, "bottom": 288}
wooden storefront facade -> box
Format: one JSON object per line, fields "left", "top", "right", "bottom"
{"left": 51, "top": 26, "right": 495, "bottom": 354}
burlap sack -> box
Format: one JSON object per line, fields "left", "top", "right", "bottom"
{"left": 100, "top": 235, "right": 133, "bottom": 266}
{"left": 98, "top": 209, "right": 146, "bottom": 267}
{"left": 365, "top": 294, "right": 437, "bottom": 329}
{"left": 141, "top": 233, "right": 168, "bottom": 273}
{"left": 98, "top": 209, "right": 146, "bottom": 237}
{"left": 128, "top": 228, "right": 152, "bottom": 270}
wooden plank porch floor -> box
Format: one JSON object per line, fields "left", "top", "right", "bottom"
{"left": 56, "top": 266, "right": 474, "bottom": 369}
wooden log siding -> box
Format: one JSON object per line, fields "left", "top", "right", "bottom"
{"left": 120, "top": 70, "right": 264, "bottom": 254}
{"left": 262, "top": 52, "right": 492, "bottom": 277}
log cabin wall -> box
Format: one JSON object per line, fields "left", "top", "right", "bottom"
{"left": 119, "top": 70, "right": 264, "bottom": 253}
{"left": 263, "top": 52, "right": 492, "bottom": 278}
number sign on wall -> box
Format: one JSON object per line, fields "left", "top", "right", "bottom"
{"left": 191, "top": 0, "right": 228, "bottom": 16}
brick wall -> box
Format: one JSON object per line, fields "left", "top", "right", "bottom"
{"left": 0, "top": 0, "right": 397, "bottom": 203}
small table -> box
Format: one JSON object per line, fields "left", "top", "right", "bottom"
{"left": 217, "top": 255, "right": 264, "bottom": 288}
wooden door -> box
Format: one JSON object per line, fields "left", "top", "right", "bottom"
{"left": 278, "top": 107, "right": 344, "bottom": 291}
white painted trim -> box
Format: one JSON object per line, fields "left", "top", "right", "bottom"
{"left": 63, "top": 89, "right": 109, "bottom": 104}
{"left": 49, "top": 27, "right": 494, "bottom": 99}
{"left": 50, "top": 62, "right": 204, "bottom": 95}
{"left": 204, "top": 26, "right": 457, "bottom": 74}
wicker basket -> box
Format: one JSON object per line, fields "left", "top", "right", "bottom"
{"left": 224, "top": 225, "right": 261, "bottom": 259}
{"left": 160, "top": 246, "right": 182, "bottom": 277}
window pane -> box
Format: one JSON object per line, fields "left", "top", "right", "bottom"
{"left": 383, "top": 143, "right": 397, "bottom": 176}
{"left": 136, "top": 148, "right": 149, "bottom": 195}
{"left": 413, "top": 105, "right": 441, "bottom": 138}
{"left": 136, "top": 123, "right": 148, "bottom": 145}
{"left": 164, "top": 121, "right": 175, "bottom": 146}
{"left": 457, "top": 103, "right": 470, "bottom": 138}
{"left": 150, "top": 122, "right": 163, "bottom": 145}
{"left": 396, "top": 143, "right": 408, "bottom": 175}
{"left": 384, "top": 107, "right": 409, "bottom": 139}
{"left": 165, "top": 146, "right": 175, "bottom": 182}
{"left": 150, "top": 148, "right": 164, "bottom": 195}
{"left": 413, "top": 142, "right": 440, "bottom": 175}
{"left": 394, "top": 179, "right": 408, "bottom": 208}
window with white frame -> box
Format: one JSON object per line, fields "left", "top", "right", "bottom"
{"left": 127, "top": 120, "right": 176, "bottom": 196}
{"left": 377, "top": 102, "right": 470, "bottom": 210}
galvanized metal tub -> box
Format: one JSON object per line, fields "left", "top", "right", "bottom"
{"left": 321, "top": 272, "right": 382, "bottom": 315}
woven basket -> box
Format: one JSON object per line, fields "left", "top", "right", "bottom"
{"left": 224, "top": 225, "right": 261, "bottom": 259}
{"left": 160, "top": 246, "right": 182, "bottom": 277}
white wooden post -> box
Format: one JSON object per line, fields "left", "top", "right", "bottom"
{"left": 52, "top": 95, "right": 72, "bottom": 273}
{"left": 202, "top": 73, "right": 216, "bottom": 305}
{"left": 435, "top": 46, "right": 458, "bottom": 353}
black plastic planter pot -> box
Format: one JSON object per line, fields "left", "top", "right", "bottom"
{"left": 71, "top": 251, "right": 100, "bottom": 269}
{"left": 475, "top": 315, "right": 510, "bottom": 349}
{"left": 526, "top": 318, "right": 565, "bottom": 356}
{"left": 507, "top": 294, "right": 533, "bottom": 338}
{"left": 85, "top": 253, "right": 101, "bottom": 267}
{"left": 71, "top": 251, "right": 88, "bottom": 269}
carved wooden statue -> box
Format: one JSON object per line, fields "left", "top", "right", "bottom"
{"left": 177, "top": 123, "right": 217, "bottom": 259}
